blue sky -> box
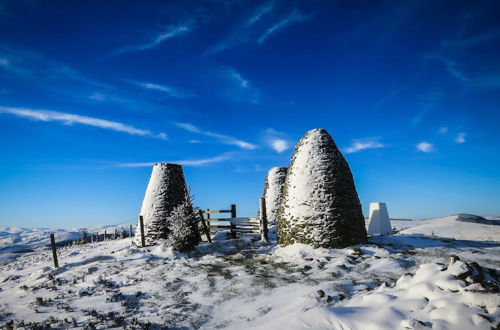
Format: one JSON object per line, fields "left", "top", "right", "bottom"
{"left": 1, "top": 0, "right": 499, "bottom": 228}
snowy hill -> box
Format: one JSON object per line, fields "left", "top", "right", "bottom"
{"left": 393, "top": 215, "right": 500, "bottom": 241}
{"left": 0, "top": 216, "right": 498, "bottom": 329}
{"left": 0, "top": 225, "right": 125, "bottom": 264}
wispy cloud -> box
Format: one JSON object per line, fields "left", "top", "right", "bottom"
{"left": 0, "top": 106, "right": 167, "bottom": 140}
{"left": 426, "top": 30, "right": 500, "bottom": 90}
{"left": 455, "top": 132, "right": 466, "bottom": 144}
{"left": 233, "top": 164, "right": 266, "bottom": 173}
{"left": 438, "top": 126, "right": 449, "bottom": 135}
{"left": 176, "top": 122, "right": 257, "bottom": 150}
{"left": 114, "top": 153, "right": 231, "bottom": 168}
{"left": 344, "top": 138, "right": 385, "bottom": 154}
{"left": 205, "top": 2, "right": 275, "bottom": 55}
{"left": 87, "top": 92, "right": 128, "bottom": 104}
{"left": 270, "top": 139, "right": 289, "bottom": 153}
{"left": 263, "top": 128, "right": 292, "bottom": 153}
{"left": 441, "top": 31, "right": 500, "bottom": 51}
{"left": 223, "top": 68, "right": 260, "bottom": 104}
{"left": 416, "top": 141, "right": 435, "bottom": 153}
{"left": 411, "top": 91, "right": 441, "bottom": 126}
{"left": 0, "top": 46, "right": 109, "bottom": 88}
{"left": 110, "top": 23, "right": 193, "bottom": 56}
{"left": 258, "top": 10, "right": 312, "bottom": 44}
{"left": 206, "top": 3, "right": 312, "bottom": 55}
{"left": 129, "top": 80, "right": 195, "bottom": 99}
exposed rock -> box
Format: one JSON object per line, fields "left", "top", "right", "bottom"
{"left": 455, "top": 214, "right": 500, "bottom": 226}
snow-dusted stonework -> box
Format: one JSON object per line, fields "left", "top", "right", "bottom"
{"left": 132, "top": 163, "right": 189, "bottom": 247}
{"left": 278, "top": 128, "right": 367, "bottom": 248}
{"left": 258, "top": 167, "right": 287, "bottom": 224}
{"left": 367, "top": 202, "right": 392, "bottom": 235}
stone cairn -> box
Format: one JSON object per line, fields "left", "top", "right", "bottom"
{"left": 258, "top": 167, "right": 288, "bottom": 225}
{"left": 132, "top": 163, "right": 190, "bottom": 247}
{"left": 277, "top": 128, "right": 367, "bottom": 248}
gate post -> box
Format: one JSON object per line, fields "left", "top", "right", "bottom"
{"left": 259, "top": 197, "right": 269, "bottom": 243}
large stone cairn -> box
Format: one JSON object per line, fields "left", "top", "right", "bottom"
{"left": 132, "top": 163, "right": 190, "bottom": 247}
{"left": 258, "top": 167, "right": 287, "bottom": 224}
{"left": 277, "top": 129, "right": 367, "bottom": 248}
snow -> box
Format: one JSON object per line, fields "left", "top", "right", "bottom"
{"left": 0, "top": 215, "right": 498, "bottom": 328}
{"left": 367, "top": 202, "right": 392, "bottom": 235}
{"left": 397, "top": 215, "right": 500, "bottom": 241}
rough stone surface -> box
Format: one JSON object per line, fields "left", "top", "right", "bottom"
{"left": 132, "top": 163, "right": 189, "bottom": 247}
{"left": 277, "top": 128, "right": 367, "bottom": 248}
{"left": 258, "top": 167, "right": 287, "bottom": 224}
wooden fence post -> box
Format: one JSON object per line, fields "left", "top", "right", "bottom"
{"left": 50, "top": 233, "right": 59, "bottom": 268}
{"left": 230, "top": 204, "right": 237, "bottom": 239}
{"left": 104, "top": 230, "right": 107, "bottom": 241}
{"left": 260, "top": 197, "right": 269, "bottom": 243}
{"left": 139, "top": 215, "right": 146, "bottom": 248}
{"left": 198, "top": 210, "right": 212, "bottom": 243}
{"left": 96, "top": 232, "right": 98, "bottom": 243}
{"left": 230, "top": 204, "right": 237, "bottom": 218}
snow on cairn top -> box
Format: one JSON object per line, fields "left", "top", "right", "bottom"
{"left": 259, "top": 167, "right": 287, "bottom": 223}
{"left": 278, "top": 128, "right": 367, "bottom": 248}
{"left": 132, "top": 163, "right": 189, "bottom": 247}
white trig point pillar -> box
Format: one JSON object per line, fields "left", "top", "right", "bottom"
{"left": 367, "top": 202, "right": 392, "bottom": 235}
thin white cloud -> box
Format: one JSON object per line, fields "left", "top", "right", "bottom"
{"left": 176, "top": 122, "right": 257, "bottom": 150}
{"left": 130, "top": 80, "right": 195, "bottom": 99}
{"left": 87, "top": 92, "right": 128, "bottom": 104}
{"left": 271, "top": 139, "right": 289, "bottom": 153}
{"left": 115, "top": 153, "right": 231, "bottom": 168}
{"left": 258, "top": 10, "right": 312, "bottom": 44}
{"left": 438, "top": 127, "right": 449, "bottom": 135}
{"left": 411, "top": 91, "right": 442, "bottom": 126}
{"left": 441, "top": 31, "right": 500, "bottom": 50}
{"left": 416, "top": 141, "right": 435, "bottom": 153}
{"left": 344, "top": 138, "right": 385, "bottom": 154}
{"left": 428, "top": 55, "right": 500, "bottom": 90}
{"left": 233, "top": 164, "right": 266, "bottom": 173}
{"left": 455, "top": 132, "right": 466, "bottom": 144}
{"left": 0, "top": 56, "right": 9, "bottom": 67}
{"left": 205, "top": 2, "right": 275, "bottom": 55}
{"left": 111, "top": 23, "right": 193, "bottom": 56}
{"left": 246, "top": 2, "right": 275, "bottom": 26}
{"left": 223, "top": 68, "right": 260, "bottom": 104}
{"left": 0, "top": 106, "right": 167, "bottom": 140}
{"left": 0, "top": 46, "right": 109, "bottom": 88}
{"left": 263, "top": 128, "right": 292, "bottom": 153}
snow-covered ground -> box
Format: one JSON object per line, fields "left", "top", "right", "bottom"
{"left": 0, "top": 215, "right": 498, "bottom": 329}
